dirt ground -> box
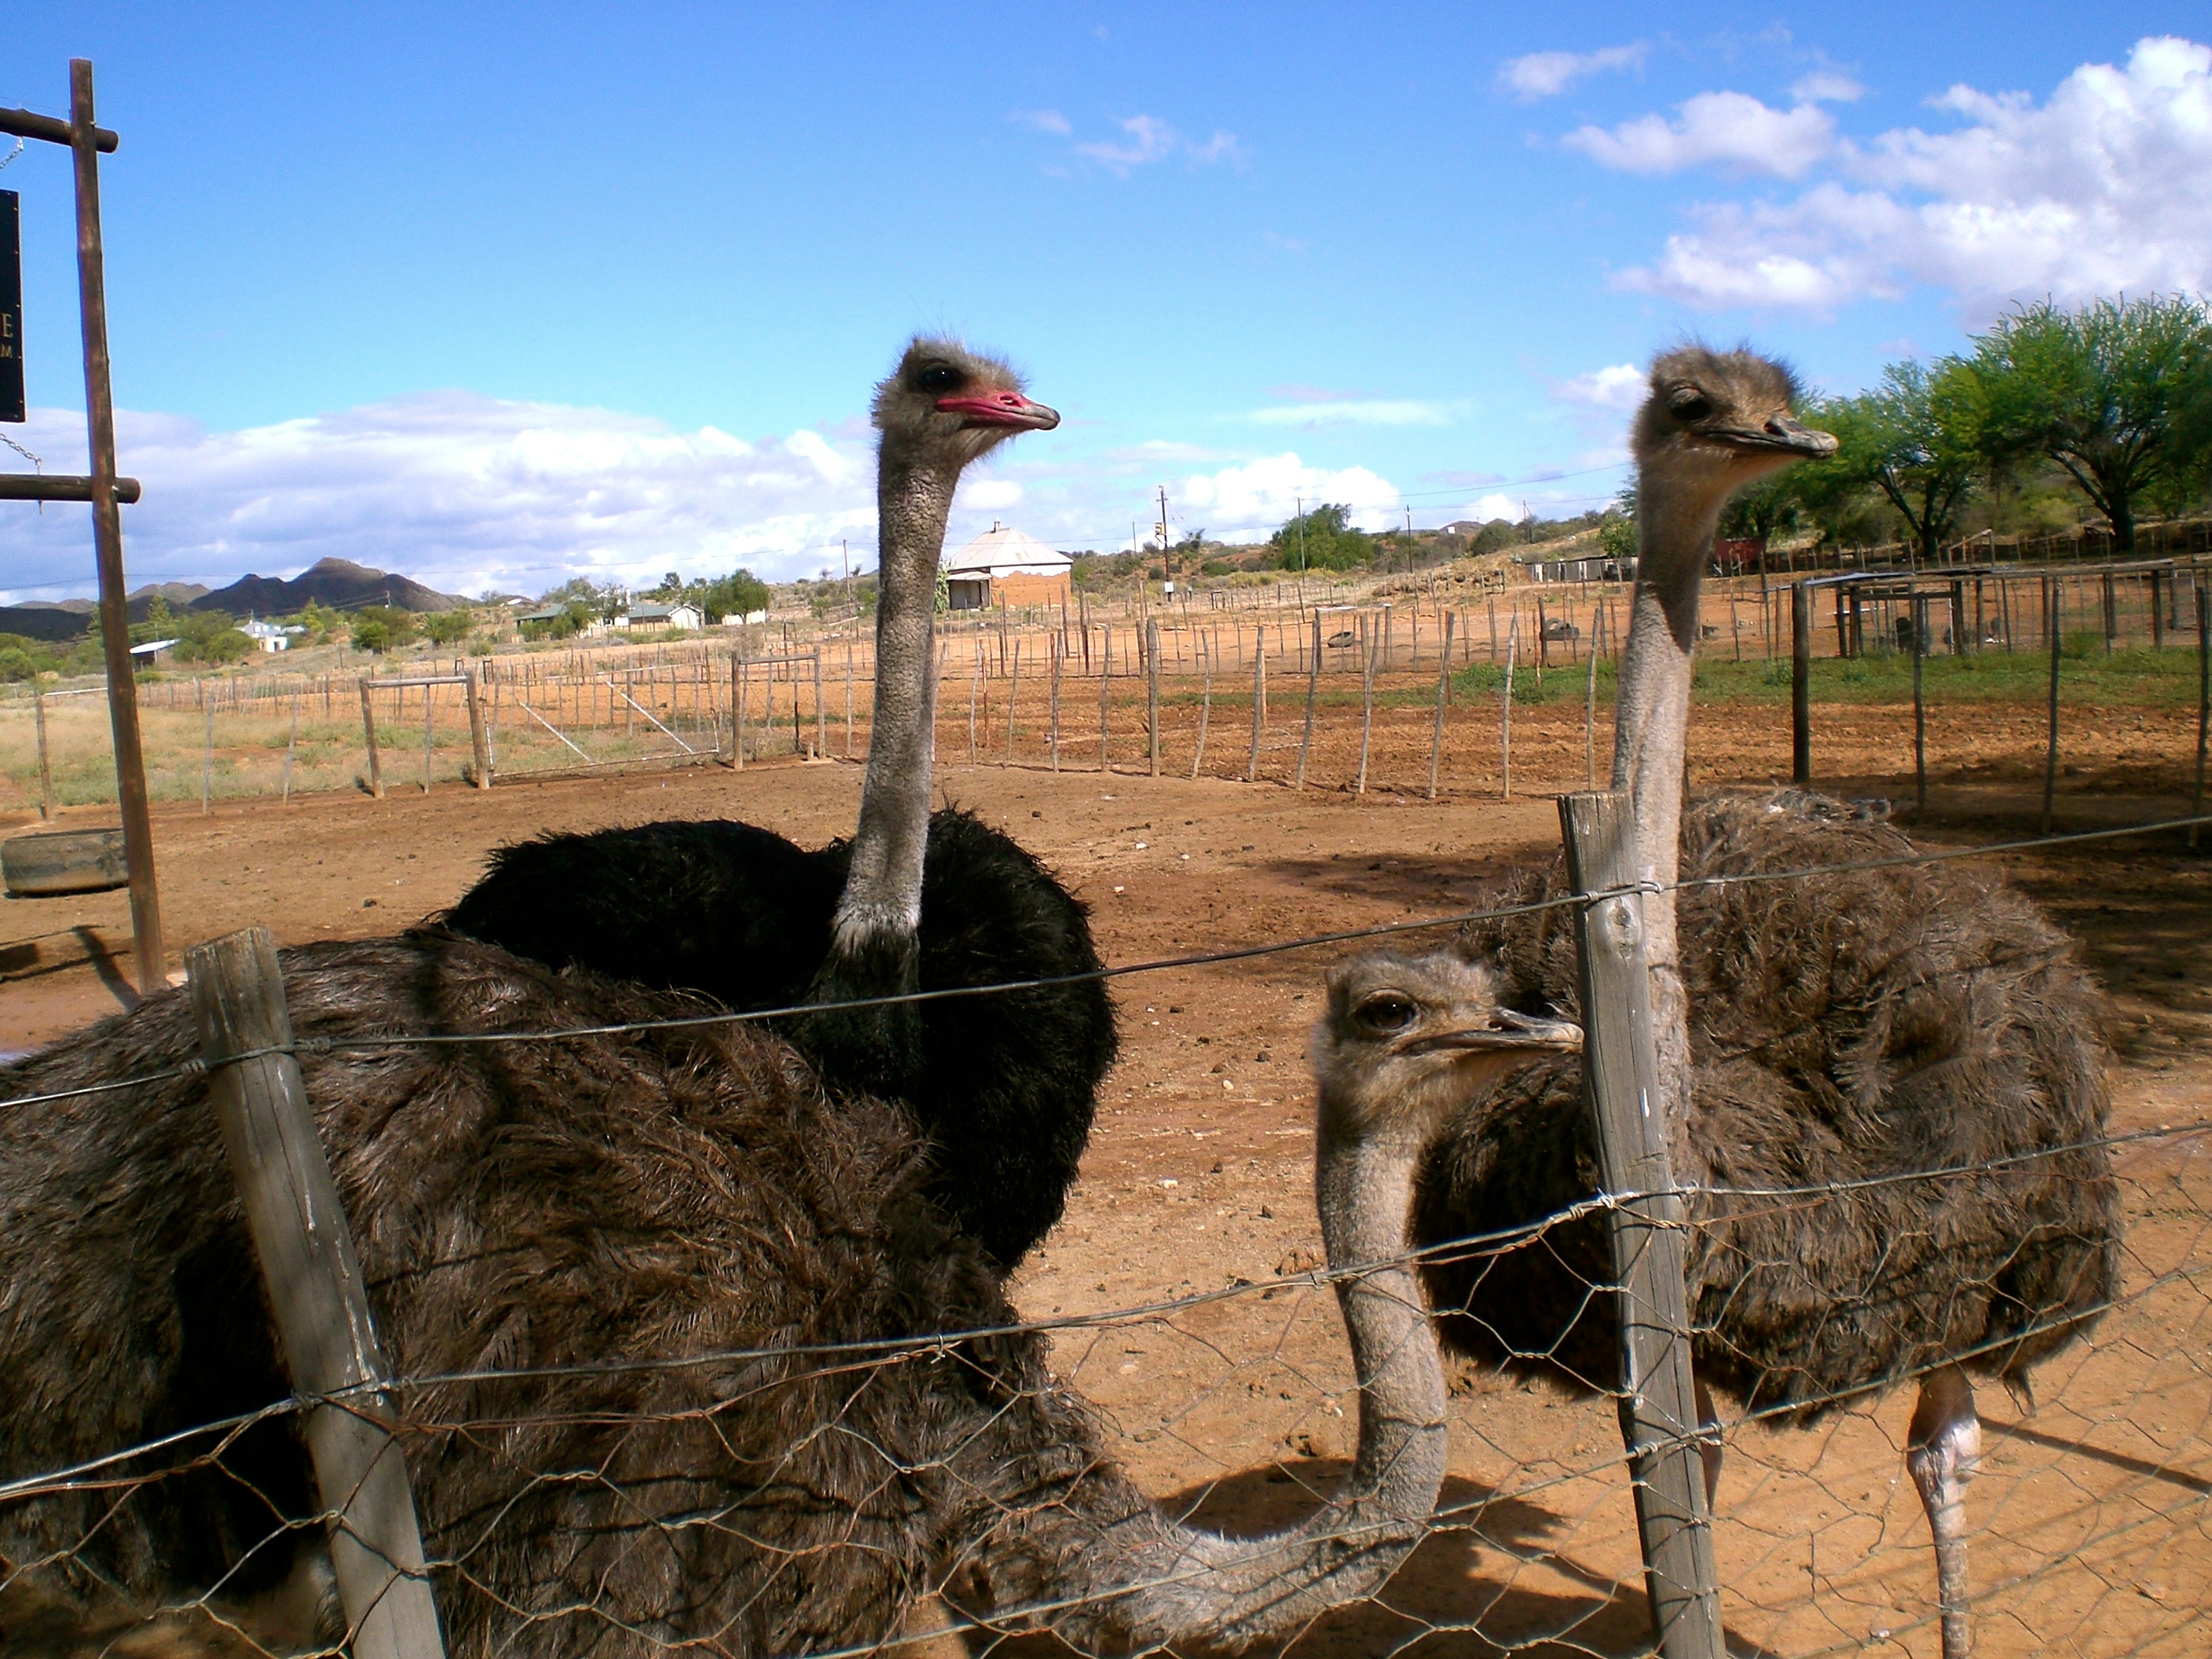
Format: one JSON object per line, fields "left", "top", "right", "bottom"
{"left": 4, "top": 704, "right": 2210, "bottom": 1657}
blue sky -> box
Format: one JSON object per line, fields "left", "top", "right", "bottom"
{"left": 5, "top": 3, "right": 2209, "bottom": 600}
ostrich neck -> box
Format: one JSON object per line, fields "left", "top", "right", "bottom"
{"left": 1608, "top": 463, "right": 1729, "bottom": 1163}
{"left": 1023, "top": 1121, "right": 1447, "bottom": 1650}
{"left": 828, "top": 440, "right": 953, "bottom": 991}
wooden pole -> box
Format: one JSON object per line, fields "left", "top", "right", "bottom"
{"left": 283, "top": 691, "right": 298, "bottom": 805}
{"left": 1295, "top": 613, "right": 1321, "bottom": 788}
{"left": 358, "top": 678, "right": 383, "bottom": 798}
{"left": 465, "top": 669, "right": 491, "bottom": 787}
{"left": 1427, "top": 610, "right": 1454, "bottom": 800}
{"left": 1558, "top": 793, "right": 1724, "bottom": 1659}
{"left": 844, "top": 640, "right": 855, "bottom": 758}
{"left": 70, "top": 59, "right": 163, "bottom": 991}
{"left": 32, "top": 687, "right": 56, "bottom": 820}
{"left": 1147, "top": 617, "right": 1161, "bottom": 776}
{"left": 813, "top": 647, "right": 826, "bottom": 757}
{"left": 2042, "top": 578, "right": 2062, "bottom": 834}
{"left": 185, "top": 929, "right": 449, "bottom": 1659}
{"left": 200, "top": 698, "right": 214, "bottom": 815}
{"left": 1585, "top": 624, "right": 1599, "bottom": 790}
{"left": 1049, "top": 634, "right": 1062, "bottom": 772}
{"left": 1912, "top": 595, "right": 1928, "bottom": 812}
{"left": 421, "top": 679, "right": 434, "bottom": 794}
{"left": 1355, "top": 617, "right": 1376, "bottom": 795}
{"left": 1247, "top": 639, "right": 1266, "bottom": 782}
{"left": 2194, "top": 583, "right": 2209, "bottom": 851}
{"left": 1500, "top": 618, "right": 1518, "bottom": 800}
{"left": 1098, "top": 632, "right": 1111, "bottom": 771}
{"left": 1005, "top": 639, "right": 1021, "bottom": 766}
{"left": 1190, "top": 632, "right": 1212, "bottom": 778}
{"left": 1791, "top": 583, "right": 1812, "bottom": 786}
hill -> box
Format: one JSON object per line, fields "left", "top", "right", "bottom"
{"left": 189, "top": 558, "right": 468, "bottom": 616}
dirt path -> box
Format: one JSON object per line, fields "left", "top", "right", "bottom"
{"left": 4, "top": 753, "right": 2208, "bottom": 1657}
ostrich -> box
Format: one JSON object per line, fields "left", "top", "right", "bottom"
{"left": 441, "top": 805, "right": 1116, "bottom": 1270}
{"left": 1408, "top": 347, "right": 2119, "bottom": 1659}
{"left": 0, "top": 903, "right": 1581, "bottom": 1655}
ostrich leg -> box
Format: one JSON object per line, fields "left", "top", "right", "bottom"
{"left": 1905, "top": 1367, "right": 1982, "bottom": 1659}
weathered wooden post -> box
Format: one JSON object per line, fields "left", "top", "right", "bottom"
{"left": 2194, "top": 583, "right": 2209, "bottom": 851}
{"left": 420, "top": 681, "right": 434, "bottom": 795}
{"left": 1247, "top": 639, "right": 1266, "bottom": 782}
{"left": 1295, "top": 613, "right": 1321, "bottom": 788}
{"left": 32, "top": 687, "right": 56, "bottom": 820}
{"left": 813, "top": 646, "right": 826, "bottom": 757}
{"left": 1147, "top": 617, "right": 1162, "bottom": 776}
{"left": 1558, "top": 793, "right": 1723, "bottom": 1659}
{"left": 2042, "top": 578, "right": 2063, "bottom": 834}
{"left": 1190, "top": 632, "right": 1212, "bottom": 778}
{"left": 464, "top": 670, "right": 491, "bottom": 788}
{"left": 283, "top": 691, "right": 299, "bottom": 805}
{"left": 1049, "top": 633, "right": 1062, "bottom": 772}
{"left": 968, "top": 639, "right": 983, "bottom": 762}
{"left": 1355, "top": 617, "right": 1377, "bottom": 796}
{"left": 731, "top": 648, "right": 746, "bottom": 769}
{"left": 1005, "top": 639, "right": 1021, "bottom": 766}
{"left": 357, "top": 678, "right": 383, "bottom": 799}
{"left": 201, "top": 699, "right": 214, "bottom": 815}
{"left": 1427, "top": 610, "right": 1454, "bottom": 800}
{"left": 1791, "top": 582, "right": 1811, "bottom": 786}
{"left": 185, "top": 928, "right": 447, "bottom": 1659}
{"left": 1912, "top": 594, "right": 1929, "bottom": 811}
{"left": 1500, "top": 618, "right": 1518, "bottom": 800}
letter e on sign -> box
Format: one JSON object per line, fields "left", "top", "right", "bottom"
{"left": 0, "top": 191, "right": 21, "bottom": 423}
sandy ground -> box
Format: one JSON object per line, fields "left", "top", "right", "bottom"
{"left": 4, "top": 707, "right": 2210, "bottom": 1657}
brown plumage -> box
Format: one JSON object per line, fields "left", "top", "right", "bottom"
{"left": 1413, "top": 791, "right": 2120, "bottom": 1416}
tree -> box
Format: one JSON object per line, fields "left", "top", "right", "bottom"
{"left": 1268, "top": 504, "right": 1372, "bottom": 572}
{"left": 1832, "top": 358, "right": 1985, "bottom": 566}
{"left": 423, "top": 609, "right": 474, "bottom": 646}
{"left": 350, "top": 605, "right": 419, "bottom": 654}
{"left": 1972, "top": 294, "right": 2212, "bottom": 554}
{"left": 698, "top": 569, "right": 770, "bottom": 624}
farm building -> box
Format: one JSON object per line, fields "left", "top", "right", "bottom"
{"left": 943, "top": 523, "right": 1072, "bottom": 610}
{"left": 620, "top": 601, "right": 703, "bottom": 631}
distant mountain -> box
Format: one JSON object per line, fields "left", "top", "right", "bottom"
{"left": 0, "top": 606, "right": 90, "bottom": 642}
{"left": 190, "top": 558, "right": 469, "bottom": 616}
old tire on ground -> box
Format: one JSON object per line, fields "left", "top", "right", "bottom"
{"left": 2, "top": 828, "right": 129, "bottom": 897}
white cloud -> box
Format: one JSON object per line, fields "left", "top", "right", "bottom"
{"left": 1554, "top": 363, "right": 1646, "bottom": 412}
{"left": 1497, "top": 44, "right": 1649, "bottom": 101}
{"left": 1175, "top": 453, "right": 1401, "bottom": 536}
{"left": 1241, "top": 398, "right": 1456, "bottom": 427}
{"left": 1791, "top": 71, "right": 1866, "bottom": 104}
{"left": 1605, "top": 35, "right": 2212, "bottom": 313}
{"left": 1018, "top": 113, "right": 1247, "bottom": 176}
{"left": 1009, "top": 108, "right": 1071, "bottom": 136}
{"left": 0, "top": 394, "right": 886, "bottom": 602}
{"left": 959, "top": 478, "right": 1024, "bottom": 511}
{"left": 1564, "top": 90, "right": 1837, "bottom": 179}
{"left": 1470, "top": 493, "right": 1529, "bottom": 522}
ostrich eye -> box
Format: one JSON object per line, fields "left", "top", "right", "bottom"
{"left": 916, "top": 364, "right": 965, "bottom": 395}
{"left": 1357, "top": 994, "right": 1418, "bottom": 1034}
{"left": 1670, "top": 388, "right": 1713, "bottom": 423}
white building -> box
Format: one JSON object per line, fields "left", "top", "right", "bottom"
{"left": 621, "top": 601, "right": 703, "bottom": 631}
{"left": 942, "top": 523, "right": 1073, "bottom": 610}
{"left": 243, "top": 617, "right": 290, "bottom": 653}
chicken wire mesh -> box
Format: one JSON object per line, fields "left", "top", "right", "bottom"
{"left": 0, "top": 1120, "right": 2203, "bottom": 1659}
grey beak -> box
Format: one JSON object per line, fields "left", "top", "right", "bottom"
{"left": 1739, "top": 413, "right": 1838, "bottom": 458}
{"left": 1400, "top": 1008, "right": 1584, "bottom": 1056}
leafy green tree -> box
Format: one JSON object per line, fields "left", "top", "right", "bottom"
{"left": 1269, "top": 504, "right": 1372, "bottom": 572}
{"left": 698, "top": 569, "right": 770, "bottom": 624}
{"left": 1832, "top": 358, "right": 1985, "bottom": 564}
{"left": 295, "top": 600, "right": 343, "bottom": 643}
{"left": 350, "top": 605, "right": 419, "bottom": 654}
{"left": 1972, "top": 294, "right": 2212, "bottom": 553}
{"left": 423, "top": 608, "right": 475, "bottom": 646}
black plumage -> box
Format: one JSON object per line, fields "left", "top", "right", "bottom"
{"left": 1413, "top": 792, "right": 2121, "bottom": 1419}
{"left": 442, "top": 806, "right": 1118, "bottom": 1269}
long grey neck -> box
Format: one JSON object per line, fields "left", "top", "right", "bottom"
{"left": 828, "top": 438, "right": 951, "bottom": 991}
{"left": 1031, "top": 1119, "right": 1448, "bottom": 1650}
{"left": 1608, "top": 464, "right": 1727, "bottom": 1162}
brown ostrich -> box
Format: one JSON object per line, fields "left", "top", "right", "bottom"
{"left": 1408, "top": 348, "right": 2119, "bottom": 1659}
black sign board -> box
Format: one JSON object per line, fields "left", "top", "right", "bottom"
{"left": 0, "top": 191, "right": 21, "bottom": 423}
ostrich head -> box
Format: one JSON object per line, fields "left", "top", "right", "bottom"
{"left": 1313, "top": 952, "right": 1583, "bottom": 1145}
{"left": 873, "top": 338, "right": 1059, "bottom": 473}
{"left": 1634, "top": 345, "right": 1837, "bottom": 512}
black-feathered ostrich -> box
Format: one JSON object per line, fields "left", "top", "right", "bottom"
{"left": 1406, "top": 347, "right": 2119, "bottom": 1659}
{"left": 0, "top": 339, "right": 1587, "bottom": 1656}
{"left": 443, "top": 353, "right": 1115, "bottom": 1273}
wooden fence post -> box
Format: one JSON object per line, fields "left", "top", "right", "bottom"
{"left": 1098, "top": 634, "right": 1111, "bottom": 771}
{"left": 1006, "top": 639, "right": 1021, "bottom": 766}
{"left": 1295, "top": 614, "right": 1321, "bottom": 788}
{"left": 1558, "top": 793, "right": 1724, "bottom": 1659}
{"left": 185, "top": 928, "right": 448, "bottom": 1659}
{"left": 1912, "top": 595, "right": 1929, "bottom": 811}
{"left": 420, "top": 682, "right": 434, "bottom": 795}
{"left": 33, "top": 687, "right": 56, "bottom": 820}
{"left": 1190, "top": 632, "right": 1212, "bottom": 779}
{"left": 1355, "top": 617, "right": 1376, "bottom": 796}
{"left": 202, "top": 699, "right": 214, "bottom": 815}
{"left": 1049, "top": 635, "right": 1062, "bottom": 773}
{"left": 357, "top": 678, "right": 383, "bottom": 799}
{"left": 1427, "top": 611, "right": 1454, "bottom": 801}
{"left": 2194, "top": 583, "right": 2208, "bottom": 851}
{"left": 814, "top": 648, "right": 826, "bottom": 758}
{"left": 1500, "top": 619, "right": 1518, "bottom": 800}
{"left": 731, "top": 649, "right": 746, "bottom": 769}
{"left": 969, "top": 640, "right": 983, "bottom": 762}
{"left": 1247, "top": 641, "right": 1266, "bottom": 782}
{"left": 1147, "top": 618, "right": 1161, "bottom": 777}
{"left": 2042, "top": 578, "right": 2062, "bottom": 833}
{"left": 464, "top": 670, "right": 492, "bottom": 789}
{"left": 1791, "top": 583, "right": 1812, "bottom": 786}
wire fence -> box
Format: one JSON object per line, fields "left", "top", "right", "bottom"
{"left": 0, "top": 810, "right": 2206, "bottom": 1656}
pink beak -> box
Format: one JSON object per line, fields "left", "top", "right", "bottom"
{"left": 935, "top": 390, "right": 1060, "bottom": 430}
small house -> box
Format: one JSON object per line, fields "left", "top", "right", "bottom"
{"left": 243, "top": 617, "right": 290, "bottom": 653}
{"left": 942, "top": 523, "right": 1073, "bottom": 611}
{"left": 621, "top": 601, "right": 702, "bottom": 632}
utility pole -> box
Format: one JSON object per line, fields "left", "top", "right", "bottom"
{"left": 1158, "top": 483, "right": 1172, "bottom": 588}
{"left": 1295, "top": 494, "right": 1306, "bottom": 573}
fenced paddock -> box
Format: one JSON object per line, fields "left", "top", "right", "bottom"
{"left": 1, "top": 808, "right": 2207, "bottom": 1658}
{"left": 6, "top": 558, "right": 2211, "bottom": 820}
